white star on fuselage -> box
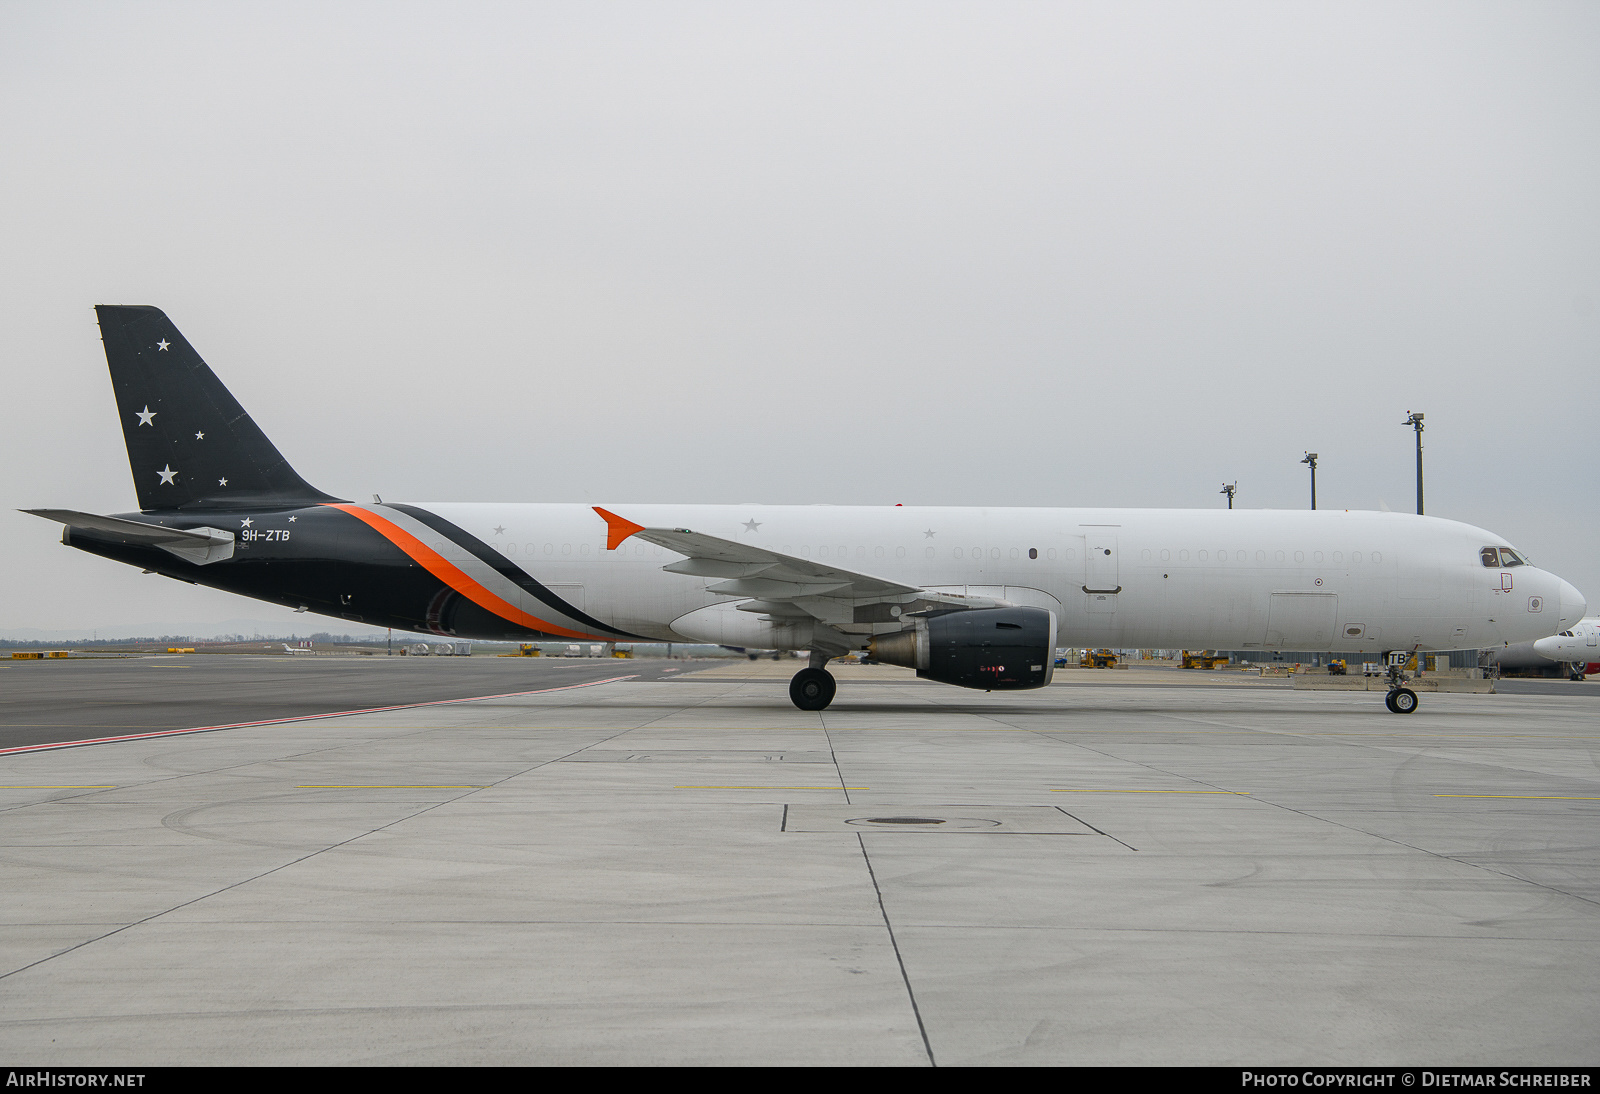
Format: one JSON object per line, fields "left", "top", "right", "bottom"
{"left": 156, "top": 340, "right": 170, "bottom": 351}
{"left": 493, "top": 525, "right": 506, "bottom": 536}
{"left": 137, "top": 406, "right": 156, "bottom": 426}
{"left": 240, "top": 518, "right": 253, "bottom": 528}
{"left": 743, "top": 519, "right": 762, "bottom": 532}
{"left": 288, "top": 516, "right": 296, "bottom": 522}
{"left": 157, "top": 465, "right": 177, "bottom": 485}
{"left": 195, "top": 431, "right": 204, "bottom": 440}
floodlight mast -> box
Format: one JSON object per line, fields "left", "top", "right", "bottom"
{"left": 1405, "top": 411, "right": 1424, "bottom": 515}
{"left": 1220, "top": 482, "right": 1236, "bottom": 509}
{"left": 1300, "top": 452, "right": 1318, "bottom": 510}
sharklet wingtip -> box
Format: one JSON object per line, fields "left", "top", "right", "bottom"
{"left": 593, "top": 506, "right": 646, "bottom": 551}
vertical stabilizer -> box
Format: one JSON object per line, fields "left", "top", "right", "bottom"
{"left": 96, "top": 305, "right": 337, "bottom": 511}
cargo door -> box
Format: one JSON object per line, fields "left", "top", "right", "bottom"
{"left": 1264, "top": 593, "right": 1338, "bottom": 648}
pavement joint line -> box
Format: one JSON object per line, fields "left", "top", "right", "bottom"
{"left": 674, "top": 786, "right": 869, "bottom": 790}
{"left": 856, "top": 830, "right": 935, "bottom": 1066}
{"left": 0, "top": 675, "right": 640, "bottom": 757}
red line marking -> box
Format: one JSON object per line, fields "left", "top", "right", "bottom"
{"left": 0, "top": 675, "right": 639, "bottom": 757}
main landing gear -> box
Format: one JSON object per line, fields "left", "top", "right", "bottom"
{"left": 789, "top": 651, "right": 838, "bottom": 711}
{"left": 1382, "top": 651, "right": 1418, "bottom": 715}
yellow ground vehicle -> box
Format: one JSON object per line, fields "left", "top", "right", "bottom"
{"left": 1181, "top": 650, "right": 1230, "bottom": 670}
{"left": 1327, "top": 659, "right": 1347, "bottom": 675}
{"left": 1080, "top": 648, "right": 1118, "bottom": 669}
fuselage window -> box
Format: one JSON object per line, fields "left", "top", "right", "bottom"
{"left": 954, "top": 547, "right": 963, "bottom": 559}
{"left": 1372, "top": 551, "right": 1381, "bottom": 563}
{"left": 1010, "top": 548, "right": 1019, "bottom": 560}
{"left": 1179, "top": 550, "right": 1190, "bottom": 561}
{"left": 1065, "top": 548, "right": 1076, "bottom": 561}
{"left": 1047, "top": 548, "right": 1057, "bottom": 560}
{"left": 562, "top": 543, "right": 572, "bottom": 556}
{"left": 1274, "top": 550, "right": 1285, "bottom": 563}
{"left": 990, "top": 548, "right": 1000, "bottom": 560}
{"left": 1294, "top": 551, "right": 1304, "bottom": 563}
{"left": 544, "top": 543, "right": 554, "bottom": 555}
{"left": 1236, "top": 550, "right": 1246, "bottom": 562}
{"left": 580, "top": 543, "right": 590, "bottom": 555}
{"left": 1351, "top": 551, "right": 1361, "bottom": 563}
{"left": 924, "top": 547, "right": 935, "bottom": 559}
{"left": 1141, "top": 549, "right": 1151, "bottom": 561}
{"left": 1313, "top": 551, "right": 1324, "bottom": 563}
{"left": 1028, "top": 548, "right": 1037, "bottom": 559}
{"left": 875, "top": 546, "right": 884, "bottom": 559}
{"left": 1160, "top": 549, "right": 1170, "bottom": 562}
{"left": 1255, "top": 551, "right": 1265, "bottom": 562}
{"left": 1198, "top": 550, "right": 1208, "bottom": 561}
{"left": 1332, "top": 551, "right": 1342, "bottom": 563}
{"left": 896, "top": 546, "right": 906, "bottom": 559}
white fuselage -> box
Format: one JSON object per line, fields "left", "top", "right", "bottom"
{"left": 417, "top": 503, "right": 1586, "bottom": 654}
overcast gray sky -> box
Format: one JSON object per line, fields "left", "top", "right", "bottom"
{"left": 3, "top": 1, "right": 1596, "bottom": 635}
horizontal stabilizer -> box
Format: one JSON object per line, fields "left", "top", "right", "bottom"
{"left": 23, "top": 509, "right": 235, "bottom": 566}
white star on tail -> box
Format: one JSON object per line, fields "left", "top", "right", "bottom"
{"left": 156, "top": 340, "right": 170, "bottom": 351}
{"left": 137, "top": 406, "right": 156, "bottom": 426}
{"left": 157, "top": 466, "right": 177, "bottom": 485}
{"left": 218, "top": 478, "right": 228, "bottom": 486}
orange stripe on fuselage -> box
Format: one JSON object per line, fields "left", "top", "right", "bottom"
{"left": 325, "top": 503, "right": 609, "bottom": 641}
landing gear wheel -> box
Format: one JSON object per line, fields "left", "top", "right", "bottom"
{"left": 789, "top": 668, "right": 836, "bottom": 711}
{"left": 1385, "top": 688, "right": 1418, "bottom": 714}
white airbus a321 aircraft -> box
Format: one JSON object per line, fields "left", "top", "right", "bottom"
{"left": 27, "top": 307, "right": 1589, "bottom": 715}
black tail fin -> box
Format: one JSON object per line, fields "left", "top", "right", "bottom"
{"left": 96, "top": 306, "right": 338, "bottom": 512}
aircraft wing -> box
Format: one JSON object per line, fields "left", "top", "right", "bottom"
{"left": 22, "top": 509, "right": 236, "bottom": 566}
{"left": 593, "top": 507, "right": 1001, "bottom": 625}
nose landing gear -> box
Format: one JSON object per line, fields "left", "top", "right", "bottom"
{"left": 1383, "top": 651, "right": 1419, "bottom": 714}
{"left": 1385, "top": 687, "right": 1418, "bottom": 714}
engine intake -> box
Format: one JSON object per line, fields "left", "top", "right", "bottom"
{"left": 869, "top": 606, "right": 1057, "bottom": 690}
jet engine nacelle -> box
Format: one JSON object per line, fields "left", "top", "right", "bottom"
{"left": 868, "top": 606, "right": 1057, "bottom": 690}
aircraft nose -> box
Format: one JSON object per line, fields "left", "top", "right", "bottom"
{"left": 1533, "top": 636, "right": 1562, "bottom": 659}
{"left": 1557, "top": 579, "right": 1587, "bottom": 628}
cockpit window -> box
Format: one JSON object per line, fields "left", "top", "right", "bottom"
{"left": 1482, "top": 546, "right": 1529, "bottom": 567}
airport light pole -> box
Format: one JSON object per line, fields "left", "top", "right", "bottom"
{"left": 1220, "top": 482, "right": 1236, "bottom": 509}
{"left": 1301, "top": 452, "right": 1318, "bottom": 510}
{"left": 1404, "top": 411, "right": 1424, "bottom": 515}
